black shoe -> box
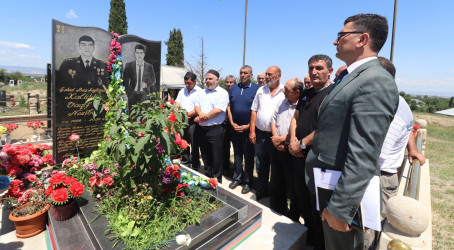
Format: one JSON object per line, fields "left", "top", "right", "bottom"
{"left": 254, "top": 192, "right": 269, "bottom": 201}
{"left": 241, "top": 184, "right": 251, "bottom": 194}
{"left": 229, "top": 181, "right": 241, "bottom": 189}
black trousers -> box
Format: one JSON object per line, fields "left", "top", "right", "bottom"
{"left": 222, "top": 122, "right": 232, "bottom": 174}
{"left": 231, "top": 129, "right": 255, "bottom": 184}
{"left": 294, "top": 156, "right": 324, "bottom": 249}
{"left": 255, "top": 129, "right": 274, "bottom": 195}
{"left": 270, "top": 148, "right": 300, "bottom": 221}
{"left": 181, "top": 118, "right": 200, "bottom": 169}
{"left": 198, "top": 124, "right": 224, "bottom": 183}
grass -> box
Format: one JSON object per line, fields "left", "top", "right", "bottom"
{"left": 424, "top": 116, "right": 454, "bottom": 249}
{"left": 0, "top": 81, "right": 47, "bottom": 91}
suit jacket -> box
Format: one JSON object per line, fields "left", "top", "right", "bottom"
{"left": 58, "top": 56, "right": 108, "bottom": 88}
{"left": 123, "top": 61, "right": 156, "bottom": 96}
{"left": 305, "top": 58, "right": 399, "bottom": 224}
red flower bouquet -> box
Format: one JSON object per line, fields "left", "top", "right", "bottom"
{"left": 26, "top": 121, "right": 45, "bottom": 129}
{"left": 46, "top": 173, "right": 85, "bottom": 206}
{"left": 1, "top": 123, "right": 18, "bottom": 133}
{"left": 0, "top": 143, "right": 53, "bottom": 210}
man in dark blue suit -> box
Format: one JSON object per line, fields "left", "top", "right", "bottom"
{"left": 123, "top": 44, "right": 156, "bottom": 112}
{"left": 305, "top": 14, "right": 399, "bottom": 249}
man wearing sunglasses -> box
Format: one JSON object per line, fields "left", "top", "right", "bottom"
{"left": 305, "top": 14, "right": 399, "bottom": 249}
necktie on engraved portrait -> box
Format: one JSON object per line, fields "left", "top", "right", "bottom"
{"left": 85, "top": 60, "right": 90, "bottom": 69}
{"left": 138, "top": 65, "right": 142, "bottom": 90}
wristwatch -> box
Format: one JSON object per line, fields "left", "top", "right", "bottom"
{"left": 300, "top": 140, "right": 307, "bottom": 150}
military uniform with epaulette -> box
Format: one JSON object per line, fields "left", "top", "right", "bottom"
{"left": 58, "top": 56, "right": 108, "bottom": 88}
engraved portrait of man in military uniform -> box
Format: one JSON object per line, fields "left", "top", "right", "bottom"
{"left": 58, "top": 35, "right": 108, "bottom": 88}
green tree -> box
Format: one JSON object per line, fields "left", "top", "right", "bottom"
{"left": 0, "top": 69, "right": 6, "bottom": 82}
{"left": 449, "top": 97, "right": 454, "bottom": 107}
{"left": 165, "top": 29, "right": 184, "bottom": 67}
{"left": 108, "top": 0, "right": 128, "bottom": 35}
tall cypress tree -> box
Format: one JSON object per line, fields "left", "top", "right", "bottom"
{"left": 165, "top": 29, "right": 184, "bottom": 67}
{"left": 108, "top": 0, "right": 128, "bottom": 35}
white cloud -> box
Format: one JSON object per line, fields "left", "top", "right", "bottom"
{"left": 66, "top": 9, "right": 78, "bottom": 19}
{"left": 0, "top": 50, "right": 12, "bottom": 55}
{"left": 0, "top": 41, "right": 34, "bottom": 50}
{"left": 17, "top": 54, "right": 40, "bottom": 59}
{"left": 450, "top": 69, "right": 454, "bottom": 73}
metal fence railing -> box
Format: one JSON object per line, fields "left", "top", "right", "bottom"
{"left": 404, "top": 130, "right": 424, "bottom": 200}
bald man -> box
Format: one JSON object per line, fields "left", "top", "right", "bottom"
{"left": 249, "top": 66, "right": 285, "bottom": 200}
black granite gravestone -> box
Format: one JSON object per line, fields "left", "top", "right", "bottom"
{"left": 48, "top": 167, "right": 262, "bottom": 250}
{"left": 52, "top": 20, "right": 161, "bottom": 163}
{"left": 0, "top": 90, "right": 6, "bottom": 107}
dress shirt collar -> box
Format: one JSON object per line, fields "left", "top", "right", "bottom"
{"left": 239, "top": 82, "right": 252, "bottom": 88}
{"left": 285, "top": 98, "right": 298, "bottom": 107}
{"left": 347, "top": 56, "right": 377, "bottom": 74}
{"left": 80, "top": 56, "right": 93, "bottom": 64}
{"left": 264, "top": 83, "right": 284, "bottom": 96}
{"left": 205, "top": 85, "right": 219, "bottom": 93}
{"left": 186, "top": 85, "right": 201, "bottom": 95}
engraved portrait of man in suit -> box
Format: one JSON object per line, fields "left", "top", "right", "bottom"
{"left": 123, "top": 44, "right": 156, "bottom": 112}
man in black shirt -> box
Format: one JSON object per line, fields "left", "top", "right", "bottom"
{"left": 289, "top": 54, "right": 333, "bottom": 250}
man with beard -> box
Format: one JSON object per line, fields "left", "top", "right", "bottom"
{"left": 227, "top": 66, "right": 260, "bottom": 194}
{"left": 194, "top": 70, "right": 229, "bottom": 183}
{"left": 249, "top": 66, "right": 285, "bottom": 200}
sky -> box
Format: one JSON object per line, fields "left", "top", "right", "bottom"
{"left": 1, "top": 0, "right": 454, "bottom": 97}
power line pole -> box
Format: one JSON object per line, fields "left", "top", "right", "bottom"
{"left": 390, "top": 0, "right": 398, "bottom": 62}
{"left": 243, "top": 0, "right": 248, "bottom": 65}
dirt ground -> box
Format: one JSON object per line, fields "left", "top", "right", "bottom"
{"left": 9, "top": 89, "right": 47, "bottom": 99}
{"left": 414, "top": 112, "right": 454, "bottom": 127}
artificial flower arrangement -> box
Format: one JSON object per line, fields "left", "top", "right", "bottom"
{"left": 1, "top": 123, "right": 18, "bottom": 133}
{"left": 26, "top": 121, "right": 45, "bottom": 129}
{"left": 0, "top": 144, "right": 55, "bottom": 214}
{"left": 45, "top": 172, "right": 85, "bottom": 206}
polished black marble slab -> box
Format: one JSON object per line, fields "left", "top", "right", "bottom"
{"left": 48, "top": 166, "right": 262, "bottom": 249}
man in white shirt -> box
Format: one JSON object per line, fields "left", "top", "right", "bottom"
{"left": 249, "top": 66, "right": 285, "bottom": 200}
{"left": 175, "top": 72, "right": 202, "bottom": 170}
{"left": 377, "top": 57, "right": 426, "bottom": 216}
{"left": 194, "top": 70, "right": 229, "bottom": 183}
{"left": 270, "top": 78, "right": 303, "bottom": 221}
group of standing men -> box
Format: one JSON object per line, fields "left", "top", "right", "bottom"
{"left": 175, "top": 13, "right": 426, "bottom": 250}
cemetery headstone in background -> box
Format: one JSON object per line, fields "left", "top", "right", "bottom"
{"left": 0, "top": 90, "right": 6, "bottom": 107}
{"left": 52, "top": 20, "right": 160, "bottom": 162}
